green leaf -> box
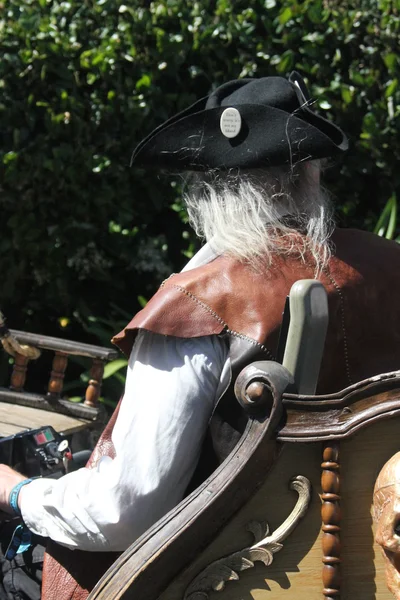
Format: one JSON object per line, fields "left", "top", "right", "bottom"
{"left": 86, "top": 72, "right": 97, "bottom": 85}
{"left": 103, "top": 359, "right": 129, "bottom": 379}
{"left": 3, "top": 151, "right": 18, "bottom": 164}
{"left": 66, "top": 396, "right": 84, "bottom": 403}
{"left": 384, "top": 53, "right": 398, "bottom": 73}
{"left": 386, "top": 195, "right": 397, "bottom": 240}
{"left": 279, "top": 7, "right": 293, "bottom": 25}
{"left": 374, "top": 194, "right": 397, "bottom": 240}
{"left": 341, "top": 86, "right": 353, "bottom": 105}
{"left": 385, "top": 79, "right": 398, "bottom": 98}
{"left": 137, "top": 295, "right": 148, "bottom": 308}
{"left": 136, "top": 74, "right": 151, "bottom": 90}
{"left": 307, "top": 3, "right": 322, "bottom": 24}
{"left": 277, "top": 51, "right": 294, "bottom": 73}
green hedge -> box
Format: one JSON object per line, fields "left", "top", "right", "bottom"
{"left": 1, "top": 0, "right": 399, "bottom": 345}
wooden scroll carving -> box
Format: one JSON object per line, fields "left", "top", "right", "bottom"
{"left": 89, "top": 361, "right": 295, "bottom": 600}
{"left": 373, "top": 451, "right": 400, "bottom": 599}
{"left": 321, "top": 442, "right": 341, "bottom": 600}
{"left": 184, "top": 475, "right": 311, "bottom": 600}
{"left": 279, "top": 370, "right": 400, "bottom": 442}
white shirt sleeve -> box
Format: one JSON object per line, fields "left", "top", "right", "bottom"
{"left": 20, "top": 330, "right": 230, "bottom": 551}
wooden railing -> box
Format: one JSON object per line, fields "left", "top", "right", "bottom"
{"left": 0, "top": 329, "right": 119, "bottom": 421}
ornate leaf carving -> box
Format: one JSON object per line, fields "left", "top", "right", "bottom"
{"left": 246, "top": 520, "right": 269, "bottom": 543}
{"left": 184, "top": 475, "right": 311, "bottom": 600}
{"left": 224, "top": 553, "right": 254, "bottom": 572}
{"left": 245, "top": 547, "right": 275, "bottom": 566}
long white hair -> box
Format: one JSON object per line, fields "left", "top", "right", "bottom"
{"left": 184, "top": 161, "right": 334, "bottom": 273}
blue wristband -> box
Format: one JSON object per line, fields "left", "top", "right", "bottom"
{"left": 8, "top": 479, "right": 33, "bottom": 516}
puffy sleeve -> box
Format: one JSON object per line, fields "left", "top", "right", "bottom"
{"left": 20, "top": 330, "right": 229, "bottom": 551}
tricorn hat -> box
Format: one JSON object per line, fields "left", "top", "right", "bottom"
{"left": 131, "top": 71, "right": 348, "bottom": 171}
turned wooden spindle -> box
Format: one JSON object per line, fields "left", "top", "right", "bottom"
{"left": 47, "top": 351, "right": 68, "bottom": 397}
{"left": 84, "top": 358, "right": 105, "bottom": 407}
{"left": 321, "top": 442, "right": 341, "bottom": 599}
{"left": 10, "top": 353, "right": 30, "bottom": 392}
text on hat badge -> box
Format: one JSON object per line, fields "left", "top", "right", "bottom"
{"left": 220, "top": 107, "right": 242, "bottom": 138}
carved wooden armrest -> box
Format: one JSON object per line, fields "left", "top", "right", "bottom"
{"left": 89, "top": 361, "right": 294, "bottom": 600}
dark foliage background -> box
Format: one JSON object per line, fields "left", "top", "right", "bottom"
{"left": 1, "top": 0, "right": 399, "bottom": 400}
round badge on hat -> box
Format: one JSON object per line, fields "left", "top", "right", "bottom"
{"left": 220, "top": 107, "right": 242, "bottom": 138}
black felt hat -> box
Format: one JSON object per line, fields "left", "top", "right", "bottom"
{"left": 131, "top": 72, "right": 348, "bottom": 171}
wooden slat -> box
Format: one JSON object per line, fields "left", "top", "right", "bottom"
{"left": 0, "top": 403, "right": 90, "bottom": 437}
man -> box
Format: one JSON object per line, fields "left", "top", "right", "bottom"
{"left": 1, "top": 71, "right": 400, "bottom": 599}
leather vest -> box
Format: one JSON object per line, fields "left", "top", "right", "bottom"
{"left": 42, "top": 228, "right": 400, "bottom": 599}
